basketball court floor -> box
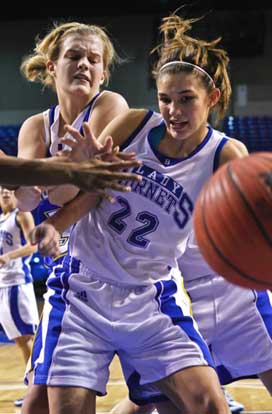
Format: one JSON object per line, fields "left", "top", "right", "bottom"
{"left": 0, "top": 341, "right": 271, "bottom": 414}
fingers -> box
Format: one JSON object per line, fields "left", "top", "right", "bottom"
{"left": 113, "top": 151, "right": 137, "bottom": 160}
{"left": 64, "top": 124, "right": 85, "bottom": 143}
{"left": 29, "top": 224, "right": 60, "bottom": 257}
{"left": 83, "top": 158, "right": 142, "bottom": 171}
{"left": 100, "top": 136, "right": 113, "bottom": 154}
{"left": 38, "top": 237, "right": 60, "bottom": 257}
{"left": 96, "top": 181, "right": 133, "bottom": 193}
{"left": 95, "top": 170, "right": 141, "bottom": 182}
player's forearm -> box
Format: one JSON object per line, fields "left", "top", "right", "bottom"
{"left": 45, "top": 192, "right": 99, "bottom": 233}
{"left": 5, "top": 243, "right": 37, "bottom": 261}
{"left": 0, "top": 158, "right": 74, "bottom": 187}
{"left": 47, "top": 184, "right": 80, "bottom": 206}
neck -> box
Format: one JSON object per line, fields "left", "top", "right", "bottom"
{"left": 2, "top": 206, "right": 14, "bottom": 214}
{"left": 159, "top": 125, "right": 209, "bottom": 158}
{"left": 57, "top": 92, "right": 98, "bottom": 126}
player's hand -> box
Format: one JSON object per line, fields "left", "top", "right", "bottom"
{"left": 70, "top": 156, "right": 142, "bottom": 200}
{"left": 0, "top": 254, "right": 10, "bottom": 267}
{"left": 57, "top": 123, "right": 107, "bottom": 162}
{"left": 29, "top": 223, "right": 60, "bottom": 257}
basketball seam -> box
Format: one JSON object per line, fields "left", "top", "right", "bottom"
{"left": 228, "top": 163, "right": 272, "bottom": 245}
{"left": 199, "top": 166, "right": 269, "bottom": 287}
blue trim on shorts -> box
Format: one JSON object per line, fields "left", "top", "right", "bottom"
{"left": 127, "top": 371, "right": 169, "bottom": 406}
{"left": 256, "top": 290, "right": 272, "bottom": 337}
{"left": 216, "top": 363, "right": 256, "bottom": 385}
{"left": 128, "top": 278, "right": 214, "bottom": 405}
{"left": 155, "top": 279, "right": 213, "bottom": 366}
{"left": 29, "top": 317, "right": 43, "bottom": 378}
{"left": 9, "top": 285, "right": 36, "bottom": 336}
{"left": 211, "top": 290, "right": 272, "bottom": 385}
{"left": 33, "top": 257, "right": 81, "bottom": 385}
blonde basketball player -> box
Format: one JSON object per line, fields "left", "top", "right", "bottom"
{"left": 18, "top": 20, "right": 141, "bottom": 413}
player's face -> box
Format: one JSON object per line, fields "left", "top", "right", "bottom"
{"left": 48, "top": 33, "right": 106, "bottom": 99}
{"left": 0, "top": 188, "right": 16, "bottom": 210}
{"left": 157, "top": 72, "right": 212, "bottom": 142}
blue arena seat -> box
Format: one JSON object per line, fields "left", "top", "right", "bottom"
{"left": 0, "top": 125, "right": 20, "bottom": 156}
{"left": 222, "top": 116, "right": 272, "bottom": 152}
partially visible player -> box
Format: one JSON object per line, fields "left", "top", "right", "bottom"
{"left": 0, "top": 187, "right": 39, "bottom": 403}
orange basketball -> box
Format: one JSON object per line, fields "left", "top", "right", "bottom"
{"left": 193, "top": 152, "right": 272, "bottom": 290}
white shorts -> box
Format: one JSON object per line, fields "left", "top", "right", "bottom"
{"left": 30, "top": 256, "right": 214, "bottom": 395}
{"left": 128, "top": 274, "right": 272, "bottom": 405}
{"left": 186, "top": 274, "right": 272, "bottom": 383}
{"left": 0, "top": 282, "right": 39, "bottom": 339}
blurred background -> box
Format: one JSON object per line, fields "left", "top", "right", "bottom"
{"left": 0, "top": 0, "right": 271, "bottom": 291}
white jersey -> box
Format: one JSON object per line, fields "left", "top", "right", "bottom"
{"left": 41, "top": 92, "right": 104, "bottom": 264}
{"left": 0, "top": 209, "right": 32, "bottom": 287}
{"left": 178, "top": 126, "right": 228, "bottom": 282}
{"left": 178, "top": 231, "right": 216, "bottom": 282}
{"left": 43, "top": 91, "right": 105, "bottom": 156}
{"left": 69, "top": 110, "right": 229, "bottom": 287}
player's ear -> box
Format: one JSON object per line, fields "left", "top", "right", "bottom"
{"left": 100, "top": 71, "right": 106, "bottom": 85}
{"left": 47, "top": 60, "right": 56, "bottom": 77}
{"left": 209, "top": 88, "right": 221, "bottom": 108}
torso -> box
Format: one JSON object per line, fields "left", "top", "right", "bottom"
{"left": 69, "top": 110, "right": 229, "bottom": 286}
{"left": 38, "top": 92, "right": 104, "bottom": 266}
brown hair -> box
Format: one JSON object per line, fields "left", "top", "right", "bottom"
{"left": 151, "top": 13, "right": 232, "bottom": 124}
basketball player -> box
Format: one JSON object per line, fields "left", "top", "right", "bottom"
{"left": 18, "top": 20, "right": 141, "bottom": 412}
{"left": 21, "top": 9, "right": 255, "bottom": 414}
{"left": 15, "top": 20, "right": 131, "bottom": 212}
{"left": 109, "top": 13, "right": 272, "bottom": 414}
{"left": 0, "top": 187, "right": 39, "bottom": 403}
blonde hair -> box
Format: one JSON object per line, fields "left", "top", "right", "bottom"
{"left": 21, "top": 22, "right": 120, "bottom": 89}
{"left": 152, "top": 13, "right": 231, "bottom": 124}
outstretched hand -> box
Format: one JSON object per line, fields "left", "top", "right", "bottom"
{"left": 69, "top": 156, "right": 142, "bottom": 200}
{"left": 59, "top": 123, "right": 112, "bottom": 162}
{"left": 59, "top": 123, "right": 137, "bottom": 164}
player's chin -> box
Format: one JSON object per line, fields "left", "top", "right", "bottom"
{"left": 71, "top": 85, "right": 92, "bottom": 97}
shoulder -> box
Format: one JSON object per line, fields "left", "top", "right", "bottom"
{"left": 19, "top": 112, "right": 45, "bottom": 134}
{"left": 219, "top": 136, "right": 248, "bottom": 166}
{"left": 88, "top": 90, "right": 129, "bottom": 136}
{"left": 16, "top": 210, "right": 34, "bottom": 228}
{"left": 113, "top": 108, "right": 150, "bottom": 125}
{"left": 16, "top": 210, "right": 34, "bottom": 222}
{"left": 18, "top": 112, "right": 47, "bottom": 158}
{"left": 98, "top": 90, "right": 128, "bottom": 108}
{"left": 93, "top": 90, "right": 129, "bottom": 116}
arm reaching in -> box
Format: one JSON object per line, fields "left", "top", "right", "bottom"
{"left": 30, "top": 192, "right": 98, "bottom": 257}
{"left": 0, "top": 153, "right": 141, "bottom": 192}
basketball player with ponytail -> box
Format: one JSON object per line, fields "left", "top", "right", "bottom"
{"left": 110, "top": 11, "right": 272, "bottom": 414}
